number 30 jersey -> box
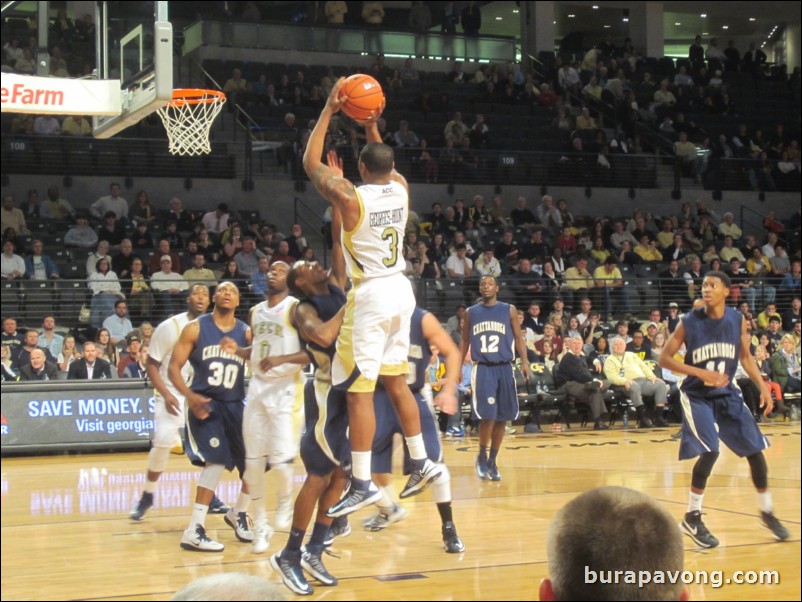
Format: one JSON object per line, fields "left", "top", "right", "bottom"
{"left": 680, "top": 306, "right": 742, "bottom": 398}
{"left": 467, "top": 302, "right": 515, "bottom": 364}
{"left": 250, "top": 296, "right": 303, "bottom": 381}
{"left": 189, "top": 314, "right": 248, "bottom": 403}
{"left": 342, "top": 182, "right": 408, "bottom": 283}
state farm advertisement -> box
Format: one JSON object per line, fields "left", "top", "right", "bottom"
{"left": 1, "top": 73, "right": 121, "bottom": 115}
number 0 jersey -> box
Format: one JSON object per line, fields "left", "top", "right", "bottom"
{"left": 250, "top": 296, "right": 303, "bottom": 381}
{"left": 468, "top": 301, "right": 515, "bottom": 364}
{"left": 680, "top": 306, "right": 742, "bottom": 398}
{"left": 342, "top": 181, "right": 408, "bottom": 282}
{"left": 190, "top": 314, "right": 248, "bottom": 403}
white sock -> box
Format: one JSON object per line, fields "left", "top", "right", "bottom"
{"left": 352, "top": 451, "right": 372, "bottom": 481}
{"left": 688, "top": 491, "right": 704, "bottom": 514}
{"left": 405, "top": 434, "right": 426, "bottom": 460}
{"left": 143, "top": 479, "right": 157, "bottom": 494}
{"left": 432, "top": 464, "right": 452, "bottom": 504}
{"left": 757, "top": 491, "right": 773, "bottom": 514}
{"left": 376, "top": 487, "right": 395, "bottom": 513}
{"left": 273, "top": 462, "right": 294, "bottom": 503}
{"left": 188, "top": 502, "right": 208, "bottom": 531}
{"left": 234, "top": 491, "right": 250, "bottom": 514}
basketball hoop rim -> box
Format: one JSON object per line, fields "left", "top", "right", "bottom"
{"left": 167, "top": 88, "right": 227, "bottom": 107}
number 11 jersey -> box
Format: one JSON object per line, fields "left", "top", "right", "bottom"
{"left": 680, "top": 306, "right": 742, "bottom": 398}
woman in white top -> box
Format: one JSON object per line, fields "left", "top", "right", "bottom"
{"left": 58, "top": 335, "right": 81, "bottom": 372}
{"left": 566, "top": 316, "right": 582, "bottom": 340}
{"left": 87, "top": 257, "right": 123, "bottom": 328}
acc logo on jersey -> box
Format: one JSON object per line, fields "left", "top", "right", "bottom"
{"left": 488, "top": 397, "right": 496, "bottom": 405}
{"left": 209, "top": 437, "right": 220, "bottom": 448}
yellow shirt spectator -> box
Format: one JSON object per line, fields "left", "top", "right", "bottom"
{"left": 634, "top": 241, "right": 663, "bottom": 262}
{"left": 61, "top": 116, "right": 92, "bottom": 136}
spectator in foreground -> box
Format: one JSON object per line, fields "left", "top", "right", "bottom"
{"left": 539, "top": 486, "right": 687, "bottom": 601}
{"left": 171, "top": 572, "right": 287, "bottom": 601}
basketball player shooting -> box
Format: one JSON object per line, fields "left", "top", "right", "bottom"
{"left": 302, "top": 78, "right": 443, "bottom": 517}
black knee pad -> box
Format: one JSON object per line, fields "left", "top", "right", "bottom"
{"left": 691, "top": 452, "right": 720, "bottom": 490}
{"left": 747, "top": 452, "right": 768, "bottom": 489}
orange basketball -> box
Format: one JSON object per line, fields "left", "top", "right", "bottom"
{"left": 338, "top": 74, "right": 385, "bottom": 122}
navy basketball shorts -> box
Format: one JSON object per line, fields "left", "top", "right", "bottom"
{"left": 679, "top": 389, "right": 769, "bottom": 461}
{"left": 185, "top": 399, "right": 246, "bottom": 476}
{"left": 372, "top": 389, "right": 442, "bottom": 475}
{"left": 471, "top": 363, "right": 519, "bottom": 422}
{"left": 300, "top": 378, "right": 350, "bottom": 477}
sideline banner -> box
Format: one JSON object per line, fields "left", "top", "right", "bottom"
{"left": 1, "top": 381, "right": 155, "bottom": 453}
{"left": 1, "top": 73, "right": 122, "bottom": 115}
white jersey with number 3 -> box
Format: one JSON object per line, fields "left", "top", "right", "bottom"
{"left": 250, "top": 296, "right": 303, "bottom": 381}
{"left": 342, "top": 182, "right": 408, "bottom": 282}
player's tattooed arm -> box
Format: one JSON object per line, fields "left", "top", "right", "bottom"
{"left": 307, "top": 163, "right": 358, "bottom": 212}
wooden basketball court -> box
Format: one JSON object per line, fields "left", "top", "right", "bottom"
{"left": 2, "top": 423, "right": 799, "bottom": 601}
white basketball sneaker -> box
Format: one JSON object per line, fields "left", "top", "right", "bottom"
{"left": 252, "top": 518, "right": 274, "bottom": 554}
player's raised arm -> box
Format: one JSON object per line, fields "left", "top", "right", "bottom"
{"left": 326, "top": 160, "right": 347, "bottom": 291}
{"left": 303, "top": 79, "right": 357, "bottom": 215}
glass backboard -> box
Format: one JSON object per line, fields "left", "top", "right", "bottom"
{"left": 92, "top": 1, "right": 173, "bottom": 138}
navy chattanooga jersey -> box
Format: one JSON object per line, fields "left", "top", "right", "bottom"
{"left": 680, "top": 306, "right": 743, "bottom": 398}
{"left": 468, "top": 302, "right": 515, "bottom": 364}
{"left": 189, "top": 314, "right": 248, "bottom": 402}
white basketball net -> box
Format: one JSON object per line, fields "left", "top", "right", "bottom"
{"left": 157, "top": 90, "right": 226, "bottom": 156}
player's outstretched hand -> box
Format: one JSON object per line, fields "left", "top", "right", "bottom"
{"left": 355, "top": 97, "right": 386, "bottom": 126}
{"left": 325, "top": 77, "right": 346, "bottom": 114}
{"left": 326, "top": 150, "right": 344, "bottom": 178}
